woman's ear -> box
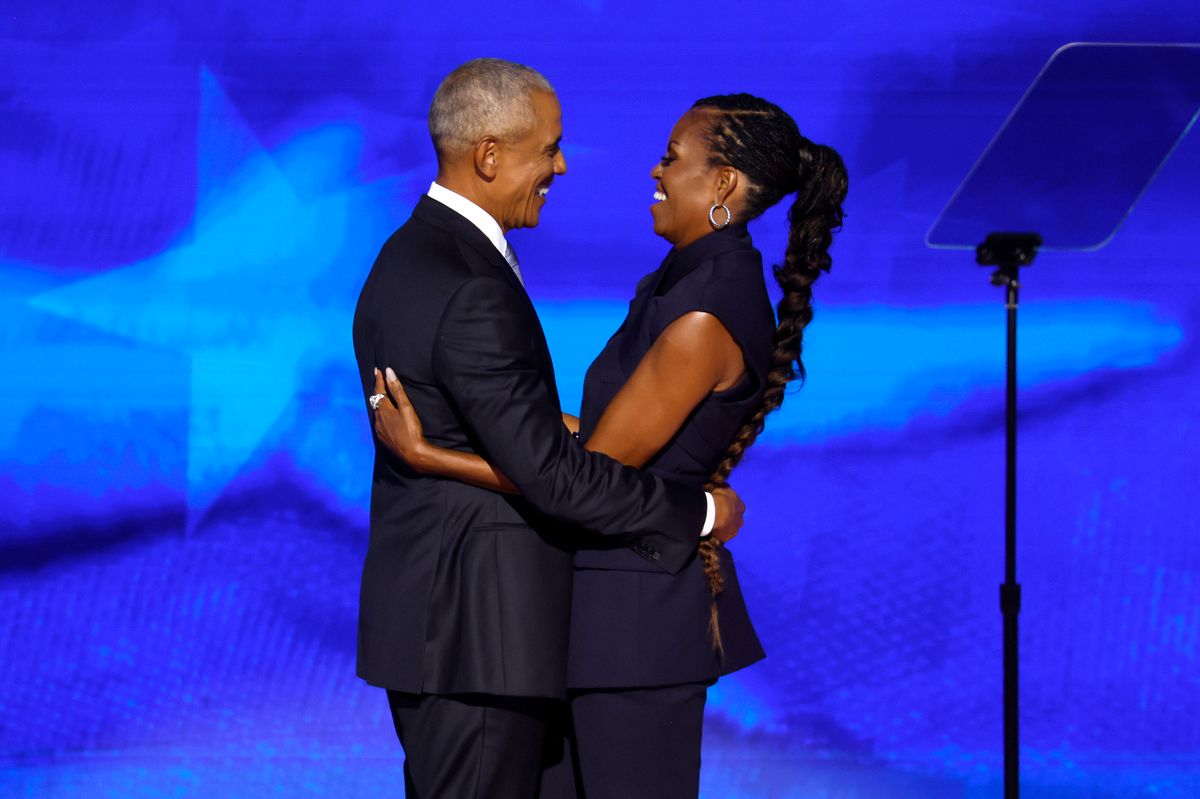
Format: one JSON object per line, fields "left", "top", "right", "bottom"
{"left": 714, "top": 166, "right": 739, "bottom": 205}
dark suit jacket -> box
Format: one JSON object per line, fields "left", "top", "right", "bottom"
{"left": 352, "top": 196, "right": 706, "bottom": 699}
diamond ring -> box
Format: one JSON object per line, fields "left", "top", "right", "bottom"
{"left": 368, "top": 393, "right": 386, "bottom": 410}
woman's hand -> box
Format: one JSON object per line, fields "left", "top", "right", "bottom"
{"left": 370, "top": 367, "right": 431, "bottom": 471}
{"left": 368, "top": 367, "right": 519, "bottom": 493}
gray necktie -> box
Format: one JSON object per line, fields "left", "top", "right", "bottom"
{"left": 502, "top": 242, "right": 524, "bottom": 287}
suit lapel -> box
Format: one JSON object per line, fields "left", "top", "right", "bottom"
{"left": 412, "top": 196, "right": 558, "bottom": 402}
{"left": 413, "top": 196, "right": 523, "bottom": 292}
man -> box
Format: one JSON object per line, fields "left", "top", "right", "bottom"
{"left": 352, "top": 58, "right": 743, "bottom": 798}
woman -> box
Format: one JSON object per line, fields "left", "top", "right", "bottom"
{"left": 370, "top": 93, "right": 847, "bottom": 797}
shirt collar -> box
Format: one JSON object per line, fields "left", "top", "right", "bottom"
{"left": 427, "top": 181, "right": 509, "bottom": 258}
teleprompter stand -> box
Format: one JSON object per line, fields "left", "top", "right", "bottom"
{"left": 927, "top": 44, "right": 1200, "bottom": 799}
{"left": 978, "top": 232, "right": 1040, "bottom": 797}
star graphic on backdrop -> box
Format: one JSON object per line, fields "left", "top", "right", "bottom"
{"left": 28, "top": 69, "right": 403, "bottom": 524}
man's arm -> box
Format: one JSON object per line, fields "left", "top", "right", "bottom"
{"left": 372, "top": 365, "right": 742, "bottom": 544}
{"left": 430, "top": 276, "right": 710, "bottom": 569}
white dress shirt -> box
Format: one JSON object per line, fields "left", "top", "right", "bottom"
{"left": 424, "top": 182, "right": 716, "bottom": 538}
{"left": 427, "top": 181, "right": 509, "bottom": 258}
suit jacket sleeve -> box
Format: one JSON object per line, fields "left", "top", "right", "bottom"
{"left": 431, "top": 275, "right": 705, "bottom": 573}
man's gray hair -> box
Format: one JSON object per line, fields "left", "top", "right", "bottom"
{"left": 429, "top": 58, "right": 554, "bottom": 157}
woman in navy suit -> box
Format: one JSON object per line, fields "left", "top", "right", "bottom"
{"left": 371, "top": 93, "right": 847, "bottom": 798}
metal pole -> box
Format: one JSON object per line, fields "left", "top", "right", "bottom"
{"left": 1001, "top": 271, "right": 1021, "bottom": 799}
{"left": 978, "top": 233, "right": 1037, "bottom": 799}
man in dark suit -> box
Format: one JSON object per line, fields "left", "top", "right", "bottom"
{"left": 352, "top": 59, "right": 743, "bottom": 798}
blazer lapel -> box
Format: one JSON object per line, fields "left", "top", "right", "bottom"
{"left": 412, "top": 196, "right": 523, "bottom": 293}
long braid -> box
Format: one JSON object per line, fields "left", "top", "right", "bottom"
{"left": 692, "top": 94, "right": 848, "bottom": 654}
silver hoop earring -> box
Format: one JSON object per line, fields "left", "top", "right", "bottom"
{"left": 708, "top": 202, "right": 732, "bottom": 230}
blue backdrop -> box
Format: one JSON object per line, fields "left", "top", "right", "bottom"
{"left": 2, "top": 3, "right": 1199, "bottom": 797}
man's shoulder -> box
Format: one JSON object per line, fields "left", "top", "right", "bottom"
{"left": 382, "top": 208, "right": 464, "bottom": 261}
{"left": 360, "top": 218, "right": 472, "bottom": 299}
{"left": 382, "top": 202, "right": 510, "bottom": 278}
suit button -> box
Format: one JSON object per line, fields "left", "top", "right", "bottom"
{"left": 651, "top": 552, "right": 661, "bottom": 560}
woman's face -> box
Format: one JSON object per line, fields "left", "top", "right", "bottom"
{"left": 650, "top": 109, "right": 728, "bottom": 248}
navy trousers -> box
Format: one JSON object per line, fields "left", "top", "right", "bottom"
{"left": 387, "top": 690, "right": 549, "bottom": 798}
{"left": 539, "top": 682, "right": 710, "bottom": 799}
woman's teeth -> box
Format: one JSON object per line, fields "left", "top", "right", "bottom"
{"left": 537, "top": 187, "right": 550, "bottom": 197}
{"left": 653, "top": 191, "right": 667, "bottom": 202}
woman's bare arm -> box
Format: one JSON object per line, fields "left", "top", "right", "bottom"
{"left": 372, "top": 368, "right": 519, "bottom": 493}
{"left": 582, "top": 311, "right": 743, "bottom": 468}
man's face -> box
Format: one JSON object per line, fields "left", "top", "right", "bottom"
{"left": 491, "top": 90, "right": 567, "bottom": 231}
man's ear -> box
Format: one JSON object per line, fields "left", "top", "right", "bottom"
{"left": 474, "top": 136, "right": 500, "bottom": 181}
{"left": 714, "top": 166, "right": 739, "bottom": 205}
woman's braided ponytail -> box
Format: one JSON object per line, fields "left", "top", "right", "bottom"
{"left": 691, "top": 94, "right": 848, "bottom": 654}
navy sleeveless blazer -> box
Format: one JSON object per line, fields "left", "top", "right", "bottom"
{"left": 567, "top": 224, "right": 775, "bottom": 688}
